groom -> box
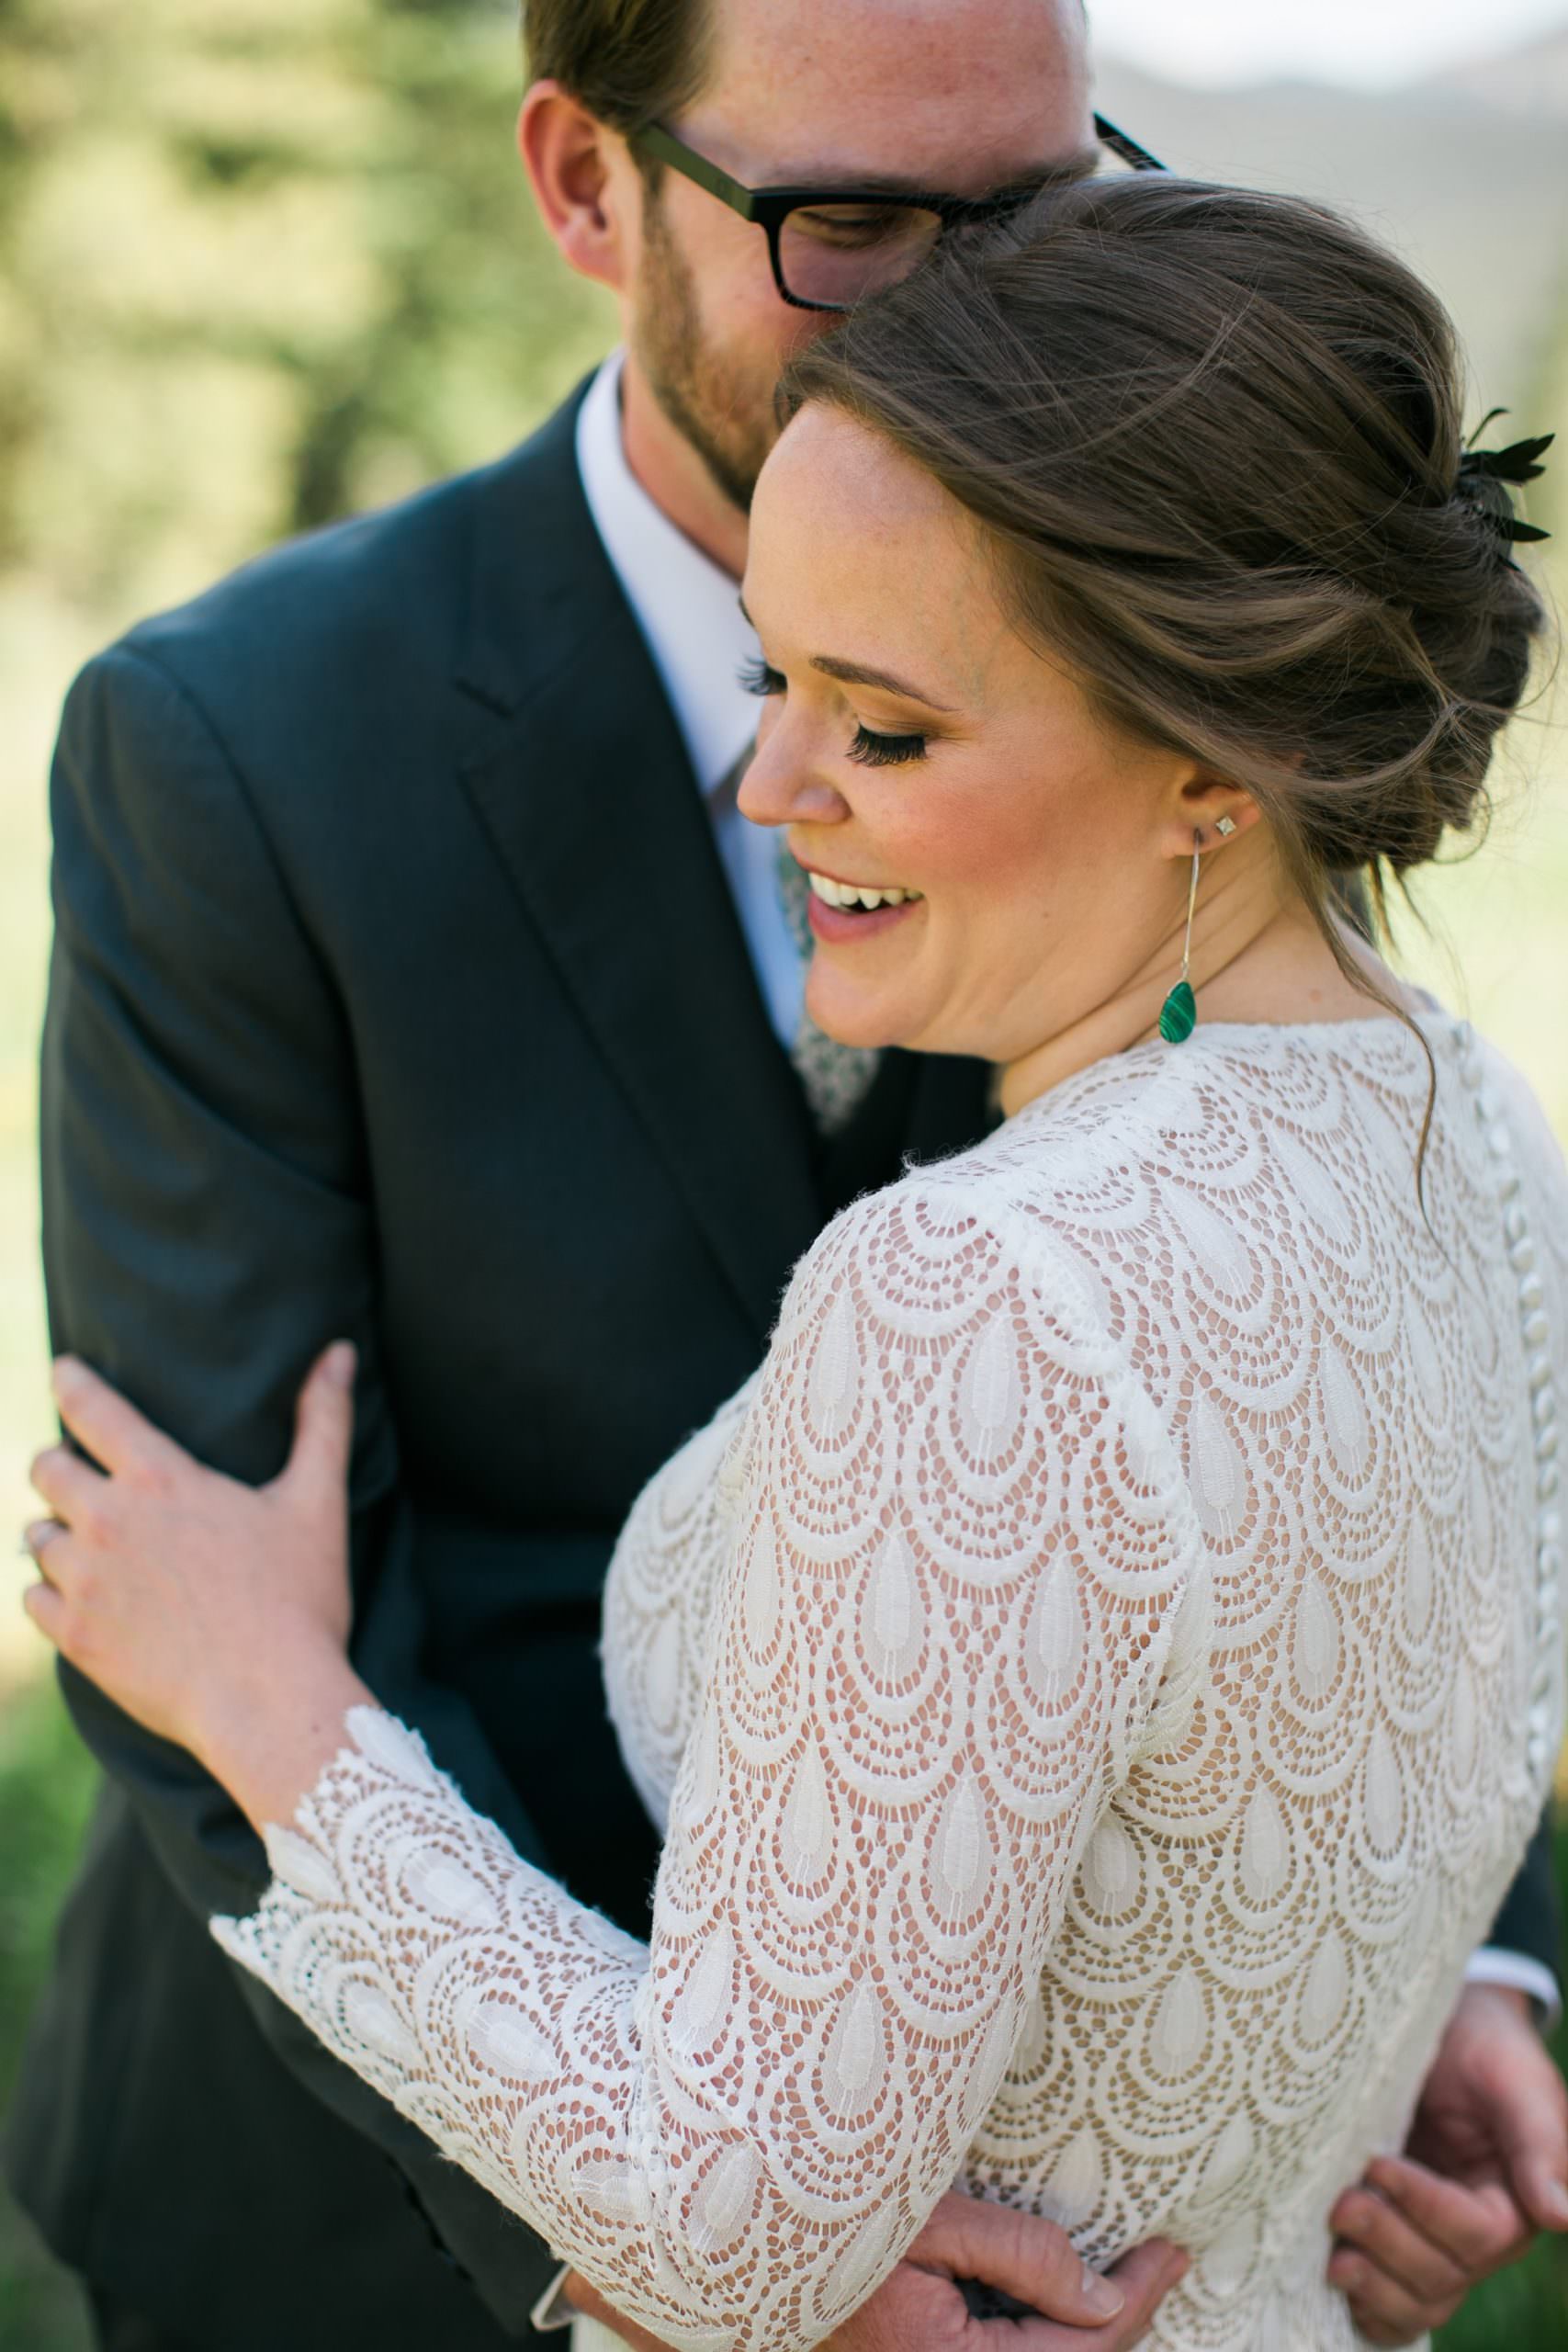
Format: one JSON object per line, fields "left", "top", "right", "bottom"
{"left": 8, "top": 4, "right": 1564, "bottom": 2350}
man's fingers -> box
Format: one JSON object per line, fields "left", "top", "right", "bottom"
{"left": 911, "top": 2190, "right": 1128, "bottom": 2324}
{"left": 1096, "top": 2240, "right": 1189, "bottom": 2344}
{"left": 558, "top": 2270, "right": 679, "bottom": 2352}
{"left": 1511, "top": 2152, "right": 1568, "bottom": 2234}
{"left": 51, "top": 1356, "right": 179, "bottom": 1481}
{"left": 1004, "top": 2242, "right": 1188, "bottom": 2351}
{"left": 1492, "top": 2067, "right": 1568, "bottom": 2233}
{"left": 1358, "top": 2158, "right": 1523, "bottom": 2275}
{"left": 1328, "top": 2246, "right": 1456, "bottom": 2347}
{"left": 278, "top": 1343, "right": 356, "bottom": 1507}
{"left": 1328, "top": 2188, "right": 1469, "bottom": 2306}
{"left": 28, "top": 1443, "right": 107, "bottom": 1527}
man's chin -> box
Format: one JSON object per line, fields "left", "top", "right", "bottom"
{"left": 648, "top": 371, "right": 769, "bottom": 516}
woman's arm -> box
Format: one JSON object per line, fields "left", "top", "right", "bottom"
{"left": 28, "top": 1183, "right": 1201, "bottom": 2352}
{"left": 602, "top": 1367, "right": 762, "bottom": 1827}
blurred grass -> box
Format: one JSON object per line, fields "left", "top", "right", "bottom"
{"left": 0, "top": 1687, "right": 95, "bottom": 2351}
{"left": 1, "top": 7, "right": 1566, "bottom": 2347}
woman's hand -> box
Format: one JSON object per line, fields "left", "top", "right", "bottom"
{"left": 24, "top": 1345, "right": 362, "bottom": 1810}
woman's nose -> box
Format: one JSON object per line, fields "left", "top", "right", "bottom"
{"left": 737, "top": 727, "right": 848, "bottom": 831}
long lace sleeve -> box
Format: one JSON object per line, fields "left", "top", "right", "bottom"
{"left": 603, "top": 1367, "right": 762, "bottom": 1829}
{"left": 214, "top": 1179, "right": 1202, "bottom": 2352}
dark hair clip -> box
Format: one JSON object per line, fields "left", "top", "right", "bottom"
{"left": 1458, "top": 411, "right": 1555, "bottom": 545}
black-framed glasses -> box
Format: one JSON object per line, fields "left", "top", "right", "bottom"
{"left": 631, "top": 114, "right": 1166, "bottom": 313}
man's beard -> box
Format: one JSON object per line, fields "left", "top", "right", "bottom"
{"left": 632, "top": 186, "right": 777, "bottom": 516}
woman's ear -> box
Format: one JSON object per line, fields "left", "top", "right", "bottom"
{"left": 518, "top": 83, "right": 634, "bottom": 296}
{"left": 1158, "top": 770, "right": 1263, "bottom": 857}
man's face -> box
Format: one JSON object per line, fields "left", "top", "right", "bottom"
{"left": 628, "top": 0, "right": 1095, "bottom": 514}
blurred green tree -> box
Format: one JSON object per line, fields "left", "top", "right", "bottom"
{"left": 0, "top": 0, "right": 612, "bottom": 620}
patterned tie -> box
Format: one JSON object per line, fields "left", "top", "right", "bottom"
{"left": 774, "top": 831, "right": 884, "bottom": 1136}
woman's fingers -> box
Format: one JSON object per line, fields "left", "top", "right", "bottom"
{"left": 21, "top": 1530, "right": 91, "bottom": 1659}
{"left": 28, "top": 1442, "right": 107, "bottom": 1527}
{"left": 22, "top": 1575, "right": 68, "bottom": 1648}
{"left": 51, "top": 1356, "right": 182, "bottom": 1483}
{"left": 23, "top": 1520, "right": 66, "bottom": 1577}
{"left": 277, "top": 1342, "right": 356, "bottom": 1510}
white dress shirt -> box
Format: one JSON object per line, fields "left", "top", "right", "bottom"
{"left": 576, "top": 352, "right": 804, "bottom": 1050}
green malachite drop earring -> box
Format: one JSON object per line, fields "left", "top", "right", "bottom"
{"left": 1159, "top": 818, "right": 1234, "bottom": 1043}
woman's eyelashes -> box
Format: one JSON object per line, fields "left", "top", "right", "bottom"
{"left": 849, "top": 724, "right": 929, "bottom": 768}
{"left": 739, "top": 658, "right": 930, "bottom": 766}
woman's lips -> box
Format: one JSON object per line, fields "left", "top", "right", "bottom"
{"left": 807, "top": 892, "right": 924, "bottom": 944}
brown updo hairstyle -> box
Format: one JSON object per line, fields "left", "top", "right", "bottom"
{"left": 784, "top": 175, "right": 1551, "bottom": 1010}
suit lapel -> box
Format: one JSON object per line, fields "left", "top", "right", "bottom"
{"left": 455, "top": 391, "right": 821, "bottom": 1344}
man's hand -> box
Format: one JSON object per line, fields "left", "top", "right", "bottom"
{"left": 567, "top": 2191, "right": 1187, "bottom": 2352}
{"left": 823, "top": 2193, "right": 1187, "bottom": 2351}
{"left": 560, "top": 2273, "right": 678, "bottom": 2351}
{"left": 1328, "top": 1984, "right": 1568, "bottom": 2346}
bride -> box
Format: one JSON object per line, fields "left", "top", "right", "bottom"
{"left": 23, "top": 175, "right": 1565, "bottom": 2351}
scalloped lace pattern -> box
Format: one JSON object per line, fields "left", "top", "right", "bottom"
{"left": 216, "top": 1015, "right": 1566, "bottom": 2352}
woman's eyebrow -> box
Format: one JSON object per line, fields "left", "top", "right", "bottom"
{"left": 736, "top": 601, "right": 957, "bottom": 713}
{"left": 809, "top": 653, "right": 957, "bottom": 711}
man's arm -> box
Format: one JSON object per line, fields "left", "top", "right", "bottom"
{"left": 43, "top": 641, "right": 564, "bottom": 2331}
{"left": 1468, "top": 1808, "right": 1563, "bottom": 2024}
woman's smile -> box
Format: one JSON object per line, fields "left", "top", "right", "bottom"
{"left": 803, "top": 860, "right": 928, "bottom": 944}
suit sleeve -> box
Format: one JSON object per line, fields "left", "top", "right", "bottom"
{"left": 41, "top": 642, "right": 563, "bottom": 2332}
{"left": 1473, "top": 1810, "right": 1562, "bottom": 2012}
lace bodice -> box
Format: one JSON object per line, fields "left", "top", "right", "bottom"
{"left": 216, "top": 1012, "right": 1566, "bottom": 2352}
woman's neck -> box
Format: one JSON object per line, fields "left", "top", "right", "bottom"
{"left": 998, "top": 864, "right": 1407, "bottom": 1119}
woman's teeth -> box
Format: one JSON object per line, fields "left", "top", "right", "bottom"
{"left": 807, "top": 872, "right": 923, "bottom": 913}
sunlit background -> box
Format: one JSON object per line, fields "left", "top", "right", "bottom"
{"left": 1, "top": 2, "right": 1566, "bottom": 2343}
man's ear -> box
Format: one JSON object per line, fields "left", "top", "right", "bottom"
{"left": 518, "top": 80, "right": 635, "bottom": 295}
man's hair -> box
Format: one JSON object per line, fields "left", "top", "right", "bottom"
{"left": 523, "top": 0, "right": 714, "bottom": 134}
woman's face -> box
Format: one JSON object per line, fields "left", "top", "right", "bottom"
{"left": 739, "top": 404, "right": 1221, "bottom": 1067}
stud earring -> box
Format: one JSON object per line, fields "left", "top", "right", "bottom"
{"left": 1158, "top": 830, "right": 1205, "bottom": 1044}
{"left": 1215, "top": 814, "right": 1237, "bottom": 837}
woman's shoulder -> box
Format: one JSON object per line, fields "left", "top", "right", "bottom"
{"left": 776, "top": 1046, "right": 1188, "bottom": 1386}
{"left": 789, "top": 1012, "right": 1565, "bottom": 1360}
{"left": 814, "top": 1038, "right": 1190, "bottom": 1262}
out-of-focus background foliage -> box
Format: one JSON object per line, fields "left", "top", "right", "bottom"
{"left": 0, "top": 2, "right": 1565, "bottom": 2345}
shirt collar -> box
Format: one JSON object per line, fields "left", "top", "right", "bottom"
{"left": 575, "top": 352, "right": 760, "bottom": 799}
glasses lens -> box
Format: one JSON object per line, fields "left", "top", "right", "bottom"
{"left": 778, "top": 201, "right": 943, "bottom": 309}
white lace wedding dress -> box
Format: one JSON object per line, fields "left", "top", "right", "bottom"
{"left": 215, "top": 1011, "right": 1566, "bottom": 2352}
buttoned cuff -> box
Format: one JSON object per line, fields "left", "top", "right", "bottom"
{"left": 530, "top": 2264, "right": 575, "bottom": 2333}
{"left": 1466, "top": 1947, "right": 1563, "bottom": 2032}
